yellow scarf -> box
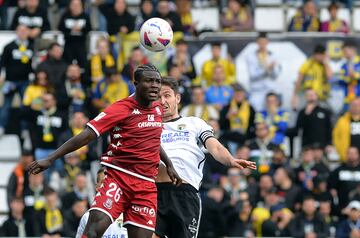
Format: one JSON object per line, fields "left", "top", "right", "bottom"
{"left": 72, "top": 127, "right": 88, "bottom": 160}
{"left": 225, "top": 7, "right": 248, "bottom": 23}
{"left": 188, "top": 105, "right": 209, "bottom": 122}
{"left": 229, "top": 100, "right": 250, "bottom": 132}
{"left": 19, "top": 44, "right": 30, "bottom": 64}
{"left": 45, "top": 205, "right": 63, "bottom": 233}
{"left": 100, "top": 78, "right": 129, "bottom": 105}
{"left": 64, "top": 164, "right": 81, "bottom": 192}
{"left": 293, "top": 11, "right": 319, "bottom": 32}
{"left": 329, "top": 19, "right": 342, "bottom": 32}
{"left": 90, "top": 54, "right": 115, "bottom": 79}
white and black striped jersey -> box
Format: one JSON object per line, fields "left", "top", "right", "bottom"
{"left": 161, "top": 116, "right": 214, "bottom": 190}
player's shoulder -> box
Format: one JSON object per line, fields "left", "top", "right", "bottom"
{"left": 183, "top": 116, "right": 209, "bottom": 126}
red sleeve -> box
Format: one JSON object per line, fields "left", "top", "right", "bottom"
{"left": 87, "top": 102, "right": 128, "bottom": 136}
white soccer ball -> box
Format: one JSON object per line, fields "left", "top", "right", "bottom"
{"left": 139, "top": 17, "right": 174, "bottom": 52}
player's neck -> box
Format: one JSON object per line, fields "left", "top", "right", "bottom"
{"left": 163, "top": 113, "right": 180, "bottom": 122}
{"left": 135, "top": 94, "right": 152, "bottom": 108}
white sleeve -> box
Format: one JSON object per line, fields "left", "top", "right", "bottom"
{"left": 76, "top": 212, "right": 89, "bottom": 238}
{"left": 194, "top": 117, "right": 214, "bottom": 146}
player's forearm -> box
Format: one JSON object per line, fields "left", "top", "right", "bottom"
{"left": 209, "top": 143, "right": 234, "bottom": 167}
{"left": 49, "top": 128, "right": 97, "bottom": 163}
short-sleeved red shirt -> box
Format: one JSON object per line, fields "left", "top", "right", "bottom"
{"left": 87, "top": 96, "right": 163, "bottom": 179}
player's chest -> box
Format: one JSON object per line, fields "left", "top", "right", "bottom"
{"left": 161, "top": 123, "right": 197, "bottom": 144}
{"left": 120, "top": 107, "right": 163, "bottom": 133}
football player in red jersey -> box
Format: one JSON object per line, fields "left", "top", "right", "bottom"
{"left": 28, "top": 64, "right": 181, "bottom": 238}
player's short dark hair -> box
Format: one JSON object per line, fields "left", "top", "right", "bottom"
{"left": 176, "top": 39, "right": 187, "bottom": 45}
{"left": 313, "top": 44, "right": 326, "bottom": 54}
{"left": 161, "top": 76, "right": 179, "bottom": 94}
{"left": 134, "top": 64, "right": 160, "bottom": 83}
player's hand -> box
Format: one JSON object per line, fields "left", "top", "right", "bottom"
{"left": 166, "top": 166, "right": 182, "bottom": 186}
{"left": 230, "top": 159, "right": 256, "bottom": 170}
{"left": 28, "top": 159, "right": 52, "bottom": 175}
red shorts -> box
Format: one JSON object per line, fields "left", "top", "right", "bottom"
{"left": 90, "top": 167, "right": 157, "bottom": 231}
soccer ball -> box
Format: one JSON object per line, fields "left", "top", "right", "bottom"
{"left": 139, "top": 18, "right": 173, "bottom": 52}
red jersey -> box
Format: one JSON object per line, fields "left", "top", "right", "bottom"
{"left": 87, "top": 96, "right": 163, "bottom": 180}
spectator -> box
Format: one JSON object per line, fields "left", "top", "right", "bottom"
{"left": 22, "top": 70, "right": 53, "bottom": 110}
{"left": 0, "top": 24, "right": 33, "bottom": 135}
{"left": 262, "top": 203, "right": 293, "bottom": 237}
{"left": 318, "top": 199, "right": 337, "bottom": 232}
{"left": 61, "top": 173, "right": 94, "bottom": 211}
{"left": 92, "top": 66, "right": 129, "bottom": 112}
{"left": 10, "top": 0, "right": 50, "bottom": 39}
{"left": 339, "top": 41, "right": 360, "bottom": 111}
{"left": 23, "top": 173, "right": 46, "bottom": 223}
{"left": 269, "top": 147, "right": 290, "bottom": 176}
{"left": 201, "top": 42, "right": 236, "bottom": 86}
{"left": 135, "top": 0, "right": 155, "bottom": 31}
{"left": 58, "top": 111, "right": 98, "bottom": 171}
{"left": 328, "top": 147, "right": 360, "bottom": 213}
{"left": 290, "top": 88, "right": 332, "bottom": 148}
{"left": 37, "top": 43, "right": 68, "bottom": 103}
{"left": 64, "top": 64, "right": 86, "bottom": 113}
{"left": 292, "top": 45, "right": 332, "bottom": 109}
{"left": 333, "top": 98, "right": 360, "bottom": 161}
{"left": 122, "top": 46, "right": 148, "bottom": 82}
{"left": 23, "top": 93, "right": 68, "bottom": 181}
{"left": 219, "top": 83, "right": 256, "bottom": 151}
{"left": 288, "top": 0, "right": 320, "bottom": 32}
{"left": 295, "top": 146, "right": 329, "bottom": 193}
{"left": 88, "top": 37, "right": 116, "bottom": 86}
{"left": 224, "top": 168, "right": 248, "bottom": 205}
{"left": 6, "top": 150, "right": 34, "bottom": 208}
{"left": 288, "top": 196, "right": 330, "bottom": 238}
{"left": 246, "top": 32, "right": 281, "bottom": 111}
{"left": 180, "top": 86, "right": 219, "bottom": 121}
{"left": 320, "top": 2, "right": 349, "bottom": 34}
{"left": 63, "top": 198, "right": 88, "bottom": 237}
{"left": 336, "top": 200, "right": 360, "bottom": 238}
{"left": 205, "top": 65, "right": 234, "bottom": 109}
{"left": 221, "top": 0, "right": 253, "bottom": 32}
{"left": 253, "top": 174, "right": 274, "bottom": 205}
{"left": 155, "top": 0, "right": 183, "bottom": 32}
{"left": 97, "top": 0, "right": 135, "bottom": 36}
{"left": 252, "top": 187, "right": 281, "bottom": 237}
{"left": 167, "top": 39, "right": 196, "bottom": 80}
{"left": 227, "top": 198, "right": 254, "bottom": 237}
{"left": 256, "top": 92, "right": 289, "bottom": 146}
{"left": 274, "top": 167, "right": 301, "bottom": 211}
{"left": 58, "top": 0, "right": 92, "bottom": 68}
{"left": 198, "top": 186, "right": 227, "bottom": 238}
{"left": 50, "top": 152, "right": 83, "bottom": 194}
{"left": 247, "top": 122, "right": 278, "bottom": 176}
{"left": 0, "top": 197, "right": 34, "bottom": 237}
{"left": 168, "top": 64, "right": 192, "bottom": 106}
{"left": 34, "top": 187, "right": 64, "bottom": 237}
{"left": 175, "top": 0, "right": 196, "bottom": 35}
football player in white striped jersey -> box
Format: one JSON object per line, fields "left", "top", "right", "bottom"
{"left": 153, "top": 77, "right": 256, "bottom": 238}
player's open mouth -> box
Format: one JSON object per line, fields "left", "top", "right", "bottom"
{"left": 149, "top": 91, "right": 158, "bottom": 97}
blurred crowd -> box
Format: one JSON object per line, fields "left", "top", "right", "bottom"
{"left": 0, "top": 0, "right": 359, "bottom": 237}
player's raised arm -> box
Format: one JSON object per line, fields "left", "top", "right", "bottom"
{"left": 205, "top": 137, "right": 257, "bottom": 170}
{"left": 160, "top": 146, "right": 182, "bottom": 186}
{"left": 28, "top": 127, "right": 97, "bottom": 174}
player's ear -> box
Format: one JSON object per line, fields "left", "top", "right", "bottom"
{"left": 176, "top": 93, "right": 181, "bottom": 104}
{"left": 134, "top": 80, "right": 138, "bottom": 86}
